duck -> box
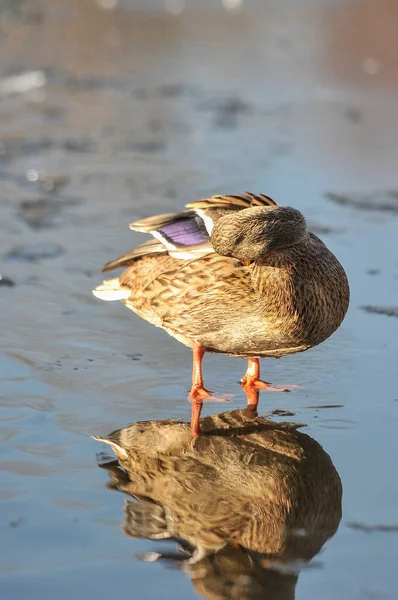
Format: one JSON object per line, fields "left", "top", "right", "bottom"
{"left": 93, "top": 193, "right": 349, "bottom": 435}
{"left": 95, "top": 409, "right": 342, "bottom": 599}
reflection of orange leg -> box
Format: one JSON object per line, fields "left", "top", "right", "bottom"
{"left": 241, "top": 358, "right": 290, "bottom": 393}
{"left": 244, "top": 384, "right": 260, "bottom": 411}
{"left": 190, "top": 398, "right": 203, "bottom": 438}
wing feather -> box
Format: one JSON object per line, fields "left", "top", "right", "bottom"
{"left": 130, "top": 211, "right": 194, "bottom": 233}
{"left": 186, "top": 192, "right": 277, "bottom": 211}
{"left": 102, "top": 239, "right": 166, "bottom": 272}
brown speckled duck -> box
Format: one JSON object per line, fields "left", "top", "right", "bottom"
{"left": 93, "top": 193, "right": 349, "bottom": 435}
{"left": 95, "top": 409, "right": 342, "bottom": 599}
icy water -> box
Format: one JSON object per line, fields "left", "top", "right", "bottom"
{"left": 1, "top": 1, "right": 398, "bottom": 598}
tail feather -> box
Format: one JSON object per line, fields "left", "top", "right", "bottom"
{"left": 92, "top": 278, "right": 131, "bottom": 301}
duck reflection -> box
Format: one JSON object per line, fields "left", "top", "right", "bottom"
{"left": 95, "top": 405, "right": 341, "bottom": 600}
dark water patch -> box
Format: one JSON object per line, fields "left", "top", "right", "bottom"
{"left": 361, "top": 305, "right": 398, "bottom": 318}
{"left": 165, "top": 188, "right": 178, "bottom": 198}
{"left": 1, "top": 136, "right": 53, "bottom": 158}
{"left": 198, "top": 96, "right": 252, "bottom": 114}
{"left": 308, "top": 222, "right": 342, "bottom": 235}
{"left": 18, "top": 197, "right": 79, "bottom": 229}
{"left": 134, "top": 88, "right": 148, "bottom": 100}
{"left": 348, "top": 522, "right": 398, "bottom": 533}
{"left": 96, "top": 451, "right": 118, "bottom": 467}
{"left": 306, "top": 404, "right": 344, "bottom": 409}
{"left": 41, "top": 104, "right": 66, "bottom": 120}
{"left": 1, "top": 136, "right": 94, "bottom": 160}
{"left": 158, "top": 83, "right": 197, "bottom": 98}
{"left": 0, "top": 170, "right": 69, "bottom": 193}
{"left": 270, "top": 409, "right": 296, "bottom": 416}
{"left": 32, "top": 173, "right": 70, "bottom": 193}
{"left": 126, "top": 140, "right": 166, "bottom": 154}
{"left": 260, "top": 558, "right": 323, "bottom": 575}
{"left": 124, "top": 353, "right": 145, "bottom": 361}
{"left": 7, "top": 243, "right": 64, "bottom": 261}
{"left": 0, "top": 1, "right": 28, "bottom": 20}
{"left": 318, "top": 419, "right": 356, "bottom": 429}
{"left": 9, "top": 517, "right": 24, "bottom": 528}
{"left": 366, "top": 269, "right": 380, "bottom": 276}
{"left": 63, "top": 137, "right": 94, "bottom": 153}
{"left": 0, "top": 3, "right": 43, "bottom": 24}
{"left": 0, "top": 274, "right": 15, "bottom": 287}
{"left": 22, "top": 275, "right": 40, "bottom": 285}
{"left": 66, "top": 75, "right": 128, "bottom": 92}
{"left": 0, "top": 170, "right": 26, "bottom": 186}
{"left": 37, "top": 359, "right": 71, "bottom": 372}
{"left": 147, "top": 118, "right": 163, "bottom": 133}
{"left": 64, "top": 266, "right": 95, "bottom": 278}
{"left": 0, "top": 460, "right": 57, "bottom": 477}
{"left": 344, "top": 107, "right": 362, "bottom": 123}
{"left": 0, "top": 136, "right": 94, "bottom": 161}
{"left": 269, "top": 140, "right": 293, "bottom": 157}
{"left": 81, "top": 172, "right": 109, "bottom": 186}
{"left": 198, "top": 96, "right": 252, "bottom": 129}
{"left": 326, "top": 191, "right": 398, "bottom": 213}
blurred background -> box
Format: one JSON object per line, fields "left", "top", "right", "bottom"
{"left": 1, "top": 1, "right": 398, "bottom": 599}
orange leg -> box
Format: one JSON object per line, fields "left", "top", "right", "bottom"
{"left": 189, "top": 345, "right": 213, "bottom": 401}
{"left": 241, "top": 358, "right": 290, "bottom": 393}
{"left": 189, "top": 345, "right": 212, "bottom": 437}
{"left": 189, "top": 345, "right": 229, "bottom": 437}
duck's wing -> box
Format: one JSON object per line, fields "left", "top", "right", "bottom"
{"left": 102, "top": 192, "right": 277, "bottom": 273}
{"left": 102, "top": 239, "right": 167, "bottom": 272}
{"left": 102, "top": 212, "right": 213, "bottom": 272}
{"left": 130, "top": 209, "right": 212, "bottom": 253}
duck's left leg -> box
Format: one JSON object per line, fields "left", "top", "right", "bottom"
{"left": 189, "top": 345, "right": 212, "bottom": 437}
{"left": 189, "top": 345, "right": 228, "bottom": 437}
{"left": 241, "top": 358, "right": 290, "bottom": 393}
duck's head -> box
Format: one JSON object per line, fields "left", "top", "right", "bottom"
{"left": 211, "top": 205, "right": 307, "bottom": 262}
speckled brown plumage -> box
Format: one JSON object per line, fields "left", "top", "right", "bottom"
{"left": 119, "top": 232, "right": 348, "bottom": 358}
{"left": 96, "top": 409, "right": 342, "bottom": 599}
{"left": 93, "top": 193, "right": 349, "bottom": 434}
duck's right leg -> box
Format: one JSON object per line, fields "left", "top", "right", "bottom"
{"left": 241, "top": 358, "right": 290, "bottom": 393}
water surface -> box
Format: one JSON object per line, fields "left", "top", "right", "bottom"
{"left": 1, "top": 1, "right": 398, "bottom": 598}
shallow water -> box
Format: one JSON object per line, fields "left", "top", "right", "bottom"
{"left": 1, "top": 0, "right": 398, "bottom": 598}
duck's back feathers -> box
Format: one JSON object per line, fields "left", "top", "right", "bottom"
{"left": 186, "top": 192, "right": 277, "bottom": 211}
